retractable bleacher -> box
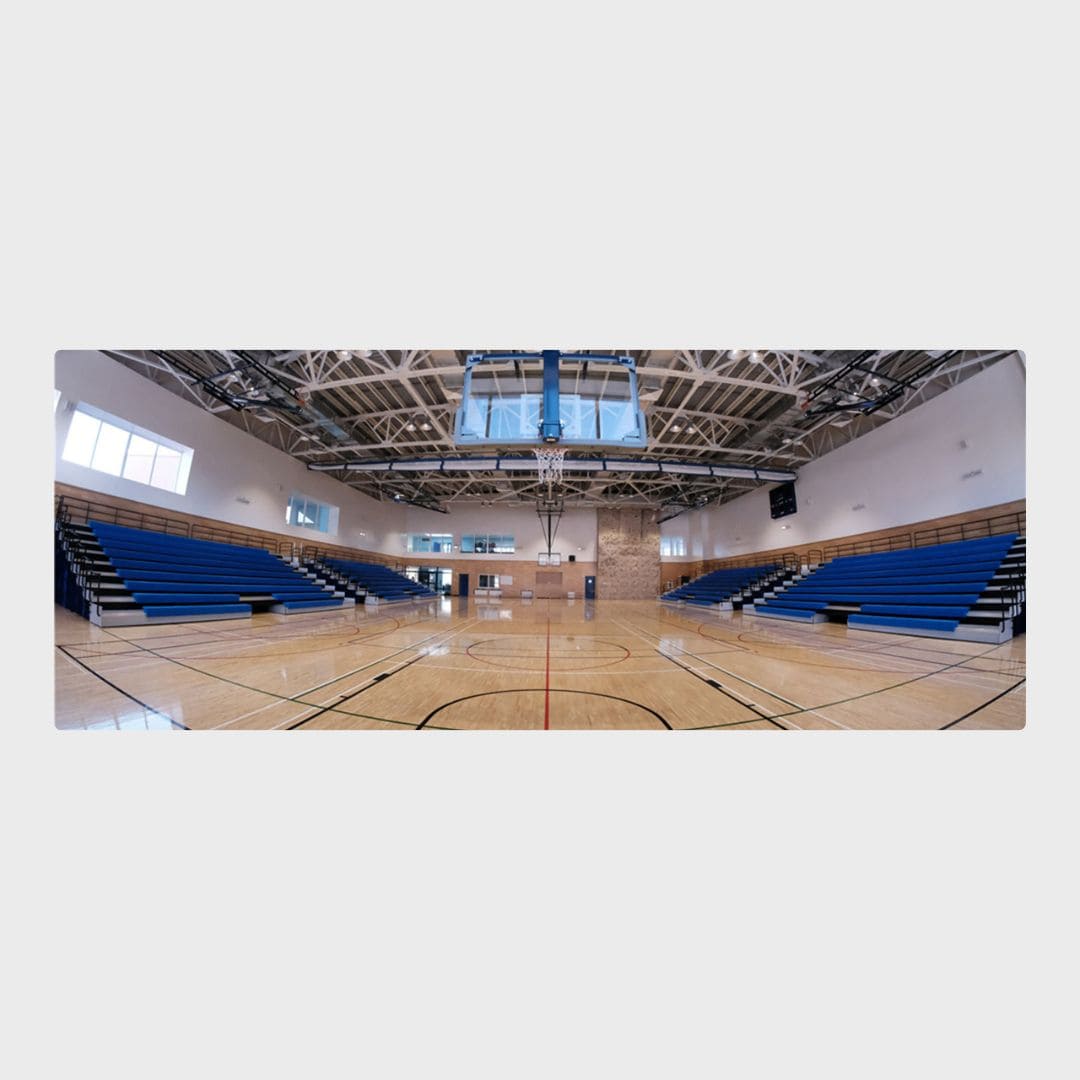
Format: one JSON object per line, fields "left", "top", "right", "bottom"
{"left": 320, "top": 557, "right": 438, "bottom": 604}
{"left": 661, "top": 564, "right": 789, "bottom": 610}
{"left": 58, "top": 520, "right": 348, "bottom": 626}
{"left": 745, "top": 534, "right": 1024, "bottom": 642}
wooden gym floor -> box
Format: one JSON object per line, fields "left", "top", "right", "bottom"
{"left": 54, "top": 597, "right": 1025, "bottom": 731}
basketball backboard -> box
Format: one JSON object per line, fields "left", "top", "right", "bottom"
{"left": 454, "top": 351, "right": 648, "bottom": 449}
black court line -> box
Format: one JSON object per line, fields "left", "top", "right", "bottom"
{"left": 764, "top": 642, "right": 1012, "bottom": 722}
{"left": 618, "top": 615, "right": 804, "bottom": 708}
{"left": 284, "top": 617, "right": 482, "bottom": 730}
{"left": 83, "top": 632, "right": 415, "bottom": 730}
{"left": 635, "top": 613, "right": 1021, "bottom": 727}
{"left": 56, "top": 645, "right": 187, "bottom": 731}
{"left": 96, "top": 617, "right": 475, "bottom": 727}
{"left": 416, "top": 688, "right": 672, "bottom": 730}
{"left": 612, "top": 617, "right": 788, "bottom": 729}
{"left": 939, "top": 679, "right": 1027, "bottom": 729}
{"left": 285, "top": 650, "right": 434, "bottom": 730}
{"left": 664, "top": 606, "right": 1000, "bottom": 665}
{"left": 685, "top": 716, "right": 791, "bottom": 730}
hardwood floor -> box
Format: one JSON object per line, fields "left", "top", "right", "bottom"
{"left": 53, "top": 598, "right": 1026, "bottom": 731}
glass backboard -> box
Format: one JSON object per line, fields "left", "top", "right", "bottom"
{"left": 454, "top": 351, "right": 648, "bottom": 448}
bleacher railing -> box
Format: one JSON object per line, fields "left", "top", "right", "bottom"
{"left": 820, "top": 510, "right": 1026, "bottom": 562}
{"left": 54, "top": 497, "right": 108, "bottom": 613}
{"left": 300, "top": 544, "right": 412, "bottom": 574}
{"left": 54, "top": 494, "right": 295, "bottom": 558}
{"left": 705, "top": 509, "right": 1025, "bottom": 574}
{"left": 692, "top": 550, "right": 800, "bottom": 577}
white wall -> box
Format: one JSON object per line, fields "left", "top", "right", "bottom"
{"left": 54, "top": 350, "right": 406, "bottom": 553}
{"left": 661, "top": 355, "right": 1026, "bottom": 559}
{"left": 404, "top": 504, "right": 598, "bottom": 562}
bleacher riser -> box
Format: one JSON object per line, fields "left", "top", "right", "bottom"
{"left": 742, "top": 533, "right": 1023, "bottom": 643}
{"left": 56, "top": 520, "right": 353, "bottom": 626}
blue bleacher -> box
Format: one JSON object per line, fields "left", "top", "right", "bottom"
{"left": 750, "top": 534, "right": 1020, "bottom": 635}
{"left": 88, "top": 521, "right": 343, "bottom": 619}
{"left": 662, "top": 564, "right": 781, "bottom": 606}
{"left": 323, "top": 557, "right": 437, "bottom": 602}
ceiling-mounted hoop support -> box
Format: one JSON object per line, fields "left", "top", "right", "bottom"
{"left": 536, "top": 495, "right": 565, "bottom": 558}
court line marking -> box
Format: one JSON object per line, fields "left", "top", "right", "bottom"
{"left": 661, "top": 606, "right": 1008, "bottom": 670}
{"left": 647, "top": 609, "right": 1021, "bottom": 726}
{"left": 55, "top": 645, "right": 187, "bottom": 731}
{"left": 939, "top": 679, "right": 1027, "bottom": 729}
{"left": 89, "top": 628, "right": 405, "bottom": 731}
{"left": 79, "top": 618, "right": 470, "bottom": 732}
{"left": 618, "top": 616, "right": 808, "bottom": 711}
{"left": 282, "top": 617, "right": 483, "bottom": 731}
{"left": 544, "top": 601, "right": 551, "bottom": 730}
{"left": 609, "top": 617, "right": 794, "bottom": 730}
{"left": 416, "top": 688, "right": 671, "bottom": 731}
{"left": 677, "top": 615, "right": 953, "bottom": 676}
{"left": 765, "top": 643, "right": 1017, "bottom": 723}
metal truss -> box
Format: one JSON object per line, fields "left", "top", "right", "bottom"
{"left": 103, "top": 348, "right": 1019, "bottom": 510}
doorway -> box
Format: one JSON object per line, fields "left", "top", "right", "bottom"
{"left": 405, "top": 566, "right": 453, "bottom": 595}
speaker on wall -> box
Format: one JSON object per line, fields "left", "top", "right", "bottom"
{"left": 568, "top": 554, "right": 576, "bottom": 562}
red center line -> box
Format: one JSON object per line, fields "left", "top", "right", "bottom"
{"left": 543, "top": 599, "right": 552, "bottom": 730}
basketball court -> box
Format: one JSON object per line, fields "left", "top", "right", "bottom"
{"left": 53, "top": 348, "right": 1026, "bottom": 731}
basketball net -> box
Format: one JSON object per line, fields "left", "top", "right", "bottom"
{"left": 533, "top": 446, "right": 566, "bottom": 499}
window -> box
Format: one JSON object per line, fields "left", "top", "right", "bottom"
{"left": 660, "top": 536, "right": 687, "bottom": 557}
{"left": 406, "top": 533, "right": 453, "bottom": 553}
{"left": 461, "top": 534, "right": 515, "bottom": 553}
{"left": 478, "top": 574, "right": 500, "bottom": 588}
{"left": 61, "top": 403, "right": 194, "bottom": 495}
{"left": 287, "top": 493, "right": 337, "bottom": 533}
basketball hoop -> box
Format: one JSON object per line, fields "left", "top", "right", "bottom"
{"left": 533, "top": 446, "right": 566, "bottom": 495}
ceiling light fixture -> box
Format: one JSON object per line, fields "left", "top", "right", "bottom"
{"left": 405, "top": 422, "right": 416, "bottom": 432}
{"left": 336, "top": 350, "right": 352, "bottom": 361}
{"left": 687, "top": 424, "right": 697, "bottom": 433}
{"left": 419, "top": 421, "right": 432, "bottom": 431}
{"left": 749, "top": 350, "right": 763, "bottom": 363}
{"left": 728, "top": 349, "right": 749, "bottom": 361}
{"left": 671, "top": 423, "right": 682, "bottom": 433}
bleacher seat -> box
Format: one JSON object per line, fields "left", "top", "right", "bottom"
{"left": 749, "top": 534, "right": 1021, "bottom": 639}
{"left": 662, "top": 564, "right": 782, "bottom": 607}
{"left": 86, "top": 521, "right": 344, "bottom": 621}
{"left": 322, "top": 557, "right": 437, "bottom": 602}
